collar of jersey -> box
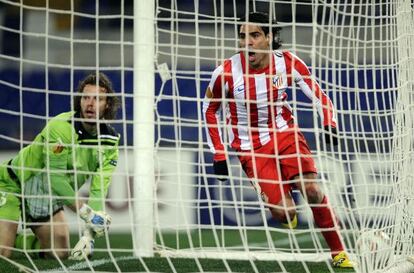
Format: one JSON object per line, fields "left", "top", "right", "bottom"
{"left": 72, "top": 112, "right": 117, "bottom": 146}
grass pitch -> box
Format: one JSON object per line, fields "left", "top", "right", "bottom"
{"left": 0, "top": 231, "right": 356, "bottom": 273}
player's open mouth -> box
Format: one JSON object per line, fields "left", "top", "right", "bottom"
{"left": 85, "top": 110, "right": 96, "bottom": 118}
{"left": 248, "top": 51, "right": 256, "bottom": 62}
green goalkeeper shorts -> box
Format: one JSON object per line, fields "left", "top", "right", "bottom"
{"left": 0, "top": 161, "right": 22, "bottom": 222}
{"left": 0, "top": 191, "right": 21, "bottom": 222}
{"left": 0, "top": 163, "right": 63, "bottom": 223}
{"left": 23, "top": 172, "right": 64, "bottom": 222}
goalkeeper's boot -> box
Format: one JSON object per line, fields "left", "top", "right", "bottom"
{"left": 281, "top": 214, "right": 297, "bottom": 229}
{"left": 332, "top": 251, "right": 355, "bottom": 268}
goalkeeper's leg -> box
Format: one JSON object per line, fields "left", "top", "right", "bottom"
{"left": 0, "top": 191, "right": 21, "bottom": 258}
{"left": 0, "top": 165, "right": 21, "bottom": 258}
{"left": 31, "top": 210, "right": 70, "bottom": 259}
{"left": 0, "top": 220, "right": 18, "bottom": 258}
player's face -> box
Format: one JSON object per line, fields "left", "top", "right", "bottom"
{"left": 239, "top": 23, "right": 271, "bottom": 69}
{"left": 80, "top": 84, "right": 108, "bottom": 120}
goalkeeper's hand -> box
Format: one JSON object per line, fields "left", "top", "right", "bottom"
{"left": 323, "top": 125, "right": 339, "bottom": 146}
{"left": 70, "top": 229, "right": 95, "bottom": 260}
{"left": 79, "top": 204, "right": 112, "bottom": 238}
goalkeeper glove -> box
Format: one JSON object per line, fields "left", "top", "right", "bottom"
{"left": 79, "top": 204, "right": 112, "bottom": 238}
{"left": 324, "top": 125, "right": 339, "bottom": 146}
{"left": 213, "top": 160, "right": 229, "bottom": 181}
{"left": 70, "top": 229, "right": 94, "bottom": 260}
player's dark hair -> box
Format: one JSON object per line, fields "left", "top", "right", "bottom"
{"left": 74, "top": 72, "right": 120, "bottom": 120}
{"left": 238, "top": 11, "right": 282, "bottom": 50}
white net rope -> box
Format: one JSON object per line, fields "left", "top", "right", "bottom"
{"left": 154, "top": 1, "right": 413, "bottom": 273}
{"left": 0, "top": 0, "right": 413, "bottom": 273}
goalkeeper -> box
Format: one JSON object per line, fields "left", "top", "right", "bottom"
{"left": 0, "top": 72, "right": 120, "bottom": 260}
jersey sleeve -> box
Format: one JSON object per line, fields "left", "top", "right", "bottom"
{"left": 202, "top": 64, "right": 228, "bottom": 161}
{"left": 42, "top": 117, "right": 78, "bottom": 206}
{"left": 88, "top": 135, "right": 120, "bottom": 211}
{"left": 283, "top": 51, "right": 337, "bottom": 128}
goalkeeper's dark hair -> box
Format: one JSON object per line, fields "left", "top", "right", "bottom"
{"left": 74, "top": 72, "right": 120, "bottom": 120}
{"left": 238, "top": 11, "right": 282, "bottom": 50}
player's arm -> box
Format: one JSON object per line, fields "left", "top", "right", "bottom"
{"left": 43, "top": 118, "right": 110, "bottom": 235}
{"left": 42, "top": 118, "right": 80, "bottom": 207}
{"left": 202, "top": 64, "right": 229, "bottom": 180}
{"left": 284, "top": 51, "right": 339, "bottom": 145}
{"left": 88, "top": 136, "right": 120, "bottom": 211}
{"left": 70, "top": 137, "right": 120, "bottom": 260}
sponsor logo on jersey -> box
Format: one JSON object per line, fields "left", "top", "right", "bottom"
{"left": 52, "top": 138, "right": 64, "bottom": 154}
{"left": 53, "top": 144, "right": 64, "bottom": 154}
{"left": 234, "top": 85, "right": 245, "bottom": 95}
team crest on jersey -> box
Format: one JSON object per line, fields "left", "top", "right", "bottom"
{"left": 272, "top": 73, "right": 283, "bottom": 89}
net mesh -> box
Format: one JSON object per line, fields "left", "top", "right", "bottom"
{"left": 0, "top": 0, "right": 413, "bottom": 273}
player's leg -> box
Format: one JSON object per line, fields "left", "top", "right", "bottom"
{"left": 292, "top": 173, "right": 353, "bottom": 267}
{"left": 22, "top": 172, "right": 69, "bottom": 259}
{"left": 279, "top": 128, "right": 353, "bottom": 267}
{"left": 239, "top": 141, "right": 296, "bottom": 227}
{"left": 0, "top": 166, "right": 22, "bottom": 258}
{"left": 0, "top": 221, "right": 18, "bottom": 258}
{"left": 293, "top": 173, "right": 344, "bottom": 255}
{"left": 271, "top": 191, "right": 297, "bottom": 229}
{"left": 0, "top": 192, "right": 21, "bottom": 258}
{"left": 31, "top": 209, "right": 70, "bottom": 259}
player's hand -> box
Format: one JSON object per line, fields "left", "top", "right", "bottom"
{"left": 324, "top": 125, "right": 339, "bottom": 146}
{"left": 70, "top": 229, "right": 95, "bottom": 260}
{"left": 213, "top": 160, "right": 229, "bottom": 181}
{"left": 79, "top": 204, "right": 112, "bottom": 238}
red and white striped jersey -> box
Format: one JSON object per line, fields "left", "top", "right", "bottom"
{"left": 203, "top": 50, "right": 337, "bottom": 161}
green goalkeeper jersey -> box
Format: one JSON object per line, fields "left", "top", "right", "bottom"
{"left": 6, "top": 111, "right": 120, "bottom": 211}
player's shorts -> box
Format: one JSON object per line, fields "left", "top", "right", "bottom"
{"left": 237, "top": 124, "right": 317, "bottom": 206}
{"left": 0, "top": 161, "right": 63, "bottom": 224}
{"left": 23, "top": 172, "right": 64, "bottom": 224}
{"left": 0, "top": 160, "right": 23, "bottom": 222}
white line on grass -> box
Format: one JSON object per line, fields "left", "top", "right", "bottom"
{"left": 44, "top": 255, "right": 136, "bottom": 272}
{"left": 44, "top": 234, "right": 318, "bottom": 272}
{"left": 235, "top": 233, "right": 315, "bottom": 249}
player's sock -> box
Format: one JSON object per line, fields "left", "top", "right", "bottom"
{"left": 15, "top": 233, "right": 41, "bottom": 257}
{"left": 281, "top": 214, "right": 298, "bottom": 229}
{"left": 310, "top": 195, "right": 344, "bottom": 257}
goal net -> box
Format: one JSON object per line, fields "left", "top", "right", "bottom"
{"left": 0, "top": 0, "right": 412, "bottom": 273}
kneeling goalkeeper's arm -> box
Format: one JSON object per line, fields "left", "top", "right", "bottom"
{"left": 46, "top": 147, "right": 80, "bottom": 208}
{"left": 48, "top": 149, "right": 113, "bottom": 237}
{"left": 88, "top": 147, "right": 119, "bottom": 210}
